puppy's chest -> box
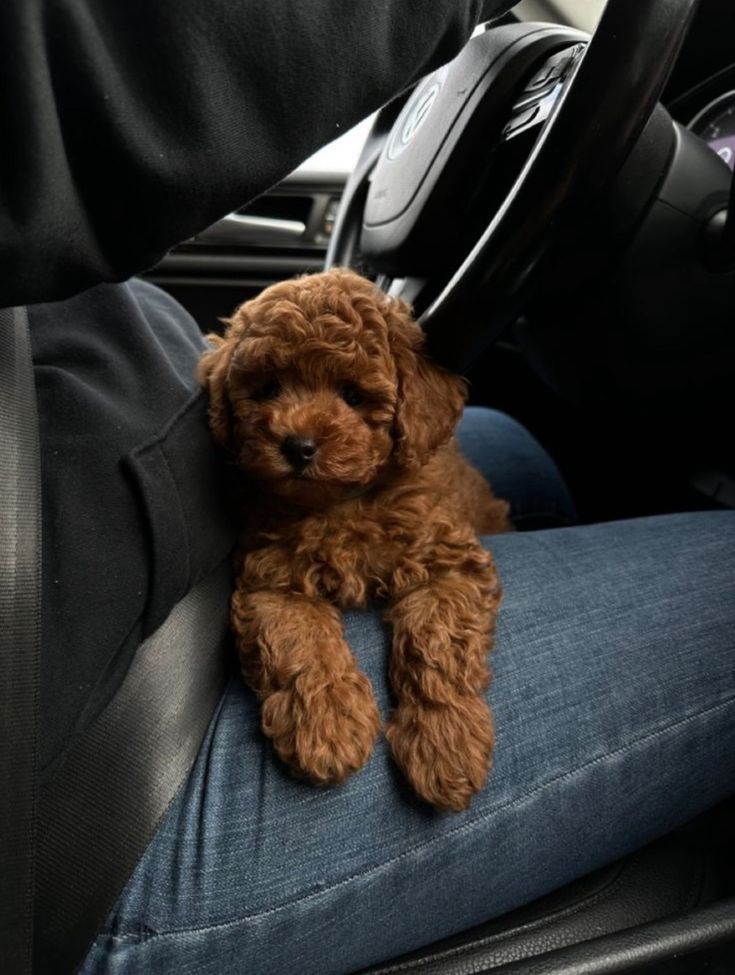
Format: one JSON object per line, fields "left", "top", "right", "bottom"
{"left": 255, "top": 505, "right": 432, "bottom": 608}
{"left": 297, "top": 517, "right": 403, "bottom": 607}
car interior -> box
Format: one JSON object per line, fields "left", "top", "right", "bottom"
{"left": 75, "top": 0, "right": 735, "bottom": 971}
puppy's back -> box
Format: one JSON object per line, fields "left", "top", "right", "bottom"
{"left": 429, "top": 441, "right": 513, "bottom": 535}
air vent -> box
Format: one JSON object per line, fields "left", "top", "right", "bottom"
{"left": 237, "top": 195, "right": 313, "bottom": 224}
{"left": 180, "top": 175, "right": 344, "bottom": 253}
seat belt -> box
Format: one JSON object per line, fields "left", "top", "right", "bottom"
{"left": 34, "top": 560, "right": 231, "bottom": 974}
{"left": 0, "top": 303, "right": 232, "bottom": 973}
{"left": 0, "top": 306, "right": 42, "bottom": 975}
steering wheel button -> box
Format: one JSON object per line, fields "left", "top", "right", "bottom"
{"left": 514, "top": 88, "right": 552, "bottom": 112}
{"left": 503, "top": 104, "right": 540, "bottom": 137}
{"left": 524, "top": 49, "right": 576, "bottom": 93}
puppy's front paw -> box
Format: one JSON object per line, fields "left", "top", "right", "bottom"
{"left": 261, "top": 668, "right": 381, "bottom": 786}
{"left": 386, "top": 695, "right": 494, "bottom": 812}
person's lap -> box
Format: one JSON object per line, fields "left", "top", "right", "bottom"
{"left": 80, "top": 408, "right": 735, "bottom": 974}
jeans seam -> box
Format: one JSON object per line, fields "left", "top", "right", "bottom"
{"left": 115, "top": 692, "right": 735, "bottom": 942}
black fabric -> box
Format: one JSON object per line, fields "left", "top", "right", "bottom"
{"left": 30, "top": 279, "right": 235, "bottom": 781}
{"left": 30, "top": 283, "right": 235, "bottom": 969}
{"left": 35, "top": 562, "right": 232, "bottom": 975}
{"left": 0, "top": 307, "right": 41, "bottom": 975}
{"left": 0, "top": 0, "right": 513, "bottom": 309}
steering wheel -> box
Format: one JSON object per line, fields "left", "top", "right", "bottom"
{"left": 326, "top": 0, "right": 699, "bottom": 372}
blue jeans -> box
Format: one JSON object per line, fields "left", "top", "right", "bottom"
{"left": 81, "top": 408, "right": 735, "bottom": 974}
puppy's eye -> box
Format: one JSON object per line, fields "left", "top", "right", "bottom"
{"left": 340, "top": 384, "right": 365, "bottom": 408}
{"left": 252, "top": 379, "right": 281, "bottom": 401}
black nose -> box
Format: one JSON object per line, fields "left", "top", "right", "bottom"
{"left": 281, "top": 435, "right": 318, "bottom": 469}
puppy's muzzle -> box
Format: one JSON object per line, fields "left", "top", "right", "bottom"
{"left": 281, "top": 435, "right": 318, "bottom": 471}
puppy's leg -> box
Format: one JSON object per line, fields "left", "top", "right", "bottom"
{"left": 231, "top": 586, "right": 381, "bottom": 785}
{"left": 386, "top": 535, "right": 501, "bottom": 811}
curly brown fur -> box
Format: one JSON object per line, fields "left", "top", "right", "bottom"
{"left": 199, "top": 268, "right": 512, "bottom": 811}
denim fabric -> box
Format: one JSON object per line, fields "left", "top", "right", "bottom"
{"left": 81, "top": 409, "right": 735, "bottom": 975}
{"left": 457, "top": 408, "right": 577, "bottom": 528}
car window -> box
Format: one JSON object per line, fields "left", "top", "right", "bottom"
{"left": 294, "top": 116, "right": 374, "bottom": 177}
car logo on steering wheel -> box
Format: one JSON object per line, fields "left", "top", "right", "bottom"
{"left": 387, "top": 67, "right": 447, "bottom": 160}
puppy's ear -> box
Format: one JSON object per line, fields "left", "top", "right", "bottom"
{"left": 384, "top": 297, "right": 467, "bottom": 469}
{"left": 197, "top": 311, "right": 249, "bottom": 450}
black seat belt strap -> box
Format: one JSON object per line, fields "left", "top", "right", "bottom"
{"left": 0, "top": 306, "right": 42, "bottom": 975}
{"left": 35, "top": 561, "right": 231, "bottom": 974}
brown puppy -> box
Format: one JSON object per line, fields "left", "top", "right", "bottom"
{"left": 198, "top": 268, "right": 512, "bottom": 811}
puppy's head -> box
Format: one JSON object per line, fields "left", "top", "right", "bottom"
{"left": 198, "top": 268, "right": 465, "bottom": 507}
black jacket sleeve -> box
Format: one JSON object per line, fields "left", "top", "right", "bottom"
{"left": 0, "top": 0, "right": 514, "bottom": 307}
